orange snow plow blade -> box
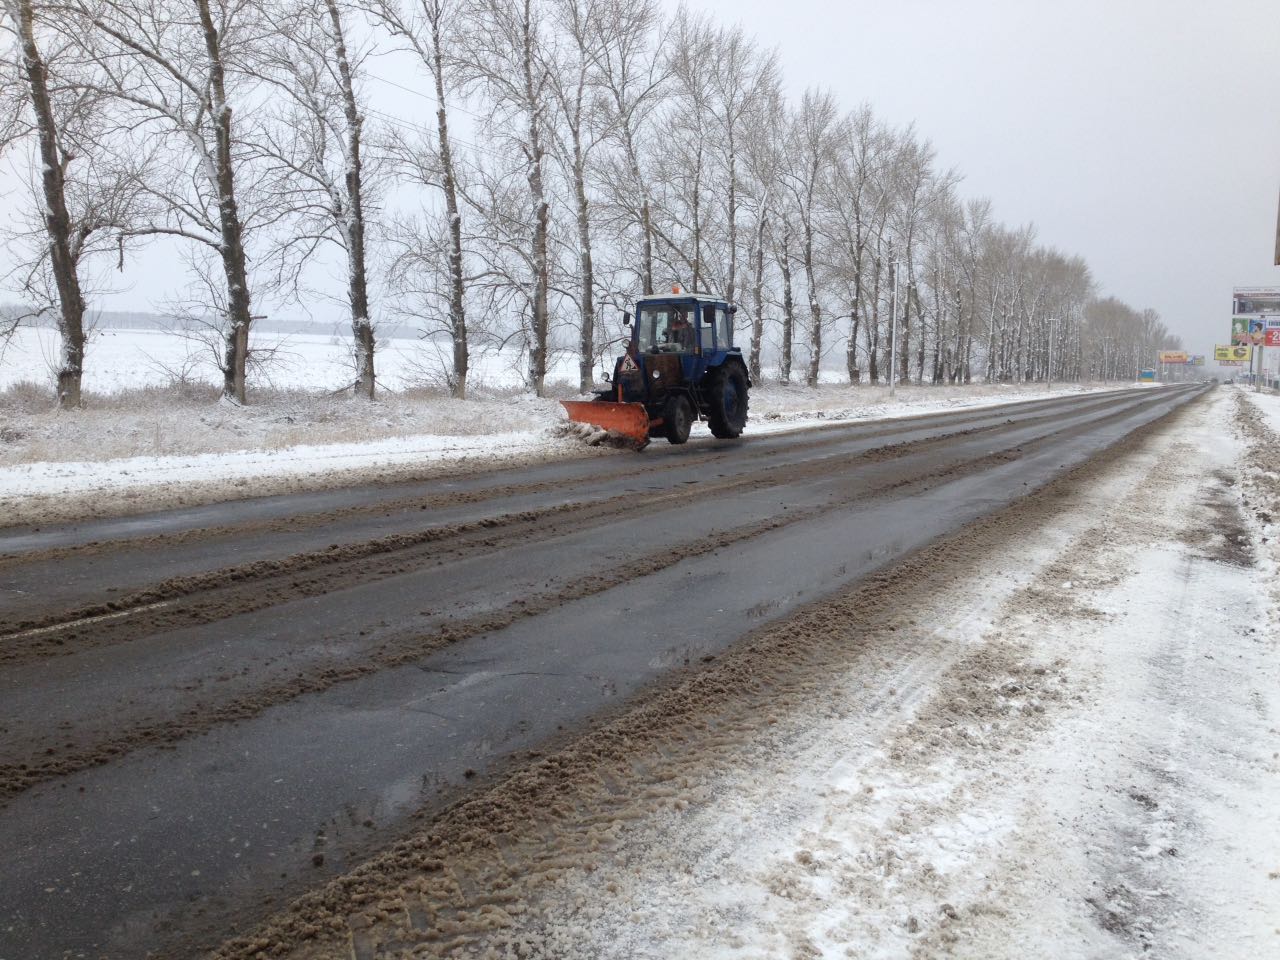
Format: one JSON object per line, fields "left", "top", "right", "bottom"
{"left": 560, "top": 400, "right": 652, "bottom": 449}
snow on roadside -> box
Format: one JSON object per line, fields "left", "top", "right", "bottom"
{"left": 1237, "top": 383, "right": 1280, "bottom": 437}
{"left": 292, "top": 386, "right": 1278, "bottom": 960}
{"left": 517, "top": 389, "right": 1278, "bottom": 960}
{"left": 1233, "top": 384, "right": 1280, "bottom": 628}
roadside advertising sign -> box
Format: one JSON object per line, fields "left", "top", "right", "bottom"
{"left": 1232, "top": 316, "right": 1265, "bottom": 345}
{"left": 1138, "top": 369, "right": 1156, "bottom": 382}
{"left": 1232, "top": 286, "right": 1280, "bottom": 316}
{"left": 1267, "top": 329, "right": 1280, "bottom": 348}
{"left": 1158, "top": 351, "right": 1189, "bottom": 364}
{"left": 1215, "top": 344, "right": 1253, "bottom": 362}
{"left": 1190, "top": 355, "right": 1205, "bottom": 365}
{"left": 1219, "top": 361, "right": 1244, "bottom": 367}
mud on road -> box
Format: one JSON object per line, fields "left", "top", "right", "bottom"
{"left": 0, "top": 389, "right": 1187, "bottom": 802}
{"left": 212, "top": 388, "right": 1278, "bottom": 960}
{"left": 0, "top": 385, "right": 1215, "bottom": 959}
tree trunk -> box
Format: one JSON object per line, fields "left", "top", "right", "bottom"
{"left": 726, "top": 136, "right": 737, "bottom": 304}
{"left": 622, "top": 128, "right": 653, "bottom": 296}
{"left": 846, "top": 243, "right": 862, "bottom": 383}
{"left": 897, "top": 258, "right": 912, "bottom": 386}
{"left": 803, "top": 215, "right": 820, "bottom": 388}
{"left": 914, "top": 284, "right": 927, "bottom": 383}
{"left": 431, "top": 13, "right": 468, "bottom": 398}
{"left": 690, "top": 139, "right": 703, "bottom": 290}
{"left": 749, "top": 207, "right": 766, "bottom": 382}
{"left": 779, "top": 229, "right": 793, "bottom": 384}
{"left": 865, "top": 253, "right": 882, "bottom": 384}
{"left": 11, "top": 0, "right": 87, "bottom": 408}
{"left": 572, "top": 141, "right": 595, "bottom": 393}
{"left": 520, "top": 0, "right": 549, "bottom": 396}
{"left": 324, "top": 0, "right": 374, "bottom": 399}
{"left": 196, "top": 0, "right": 253, "bottom": 404}
{"left": 931, "top": 284, "right": 945, "bottom": 385}
{"left": 848, "top": 308, "right": 861, "bottom": 384}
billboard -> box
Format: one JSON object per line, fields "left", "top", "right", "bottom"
{"left": 1232, "top": 286, "right": 1280, "bottom": 316}
{"left": 1158, "top": 350, "right": 1189, "bottom": 364}
{"left": 1215, "top": 344, "right": 1253, "bottom": 362}
{"left": 1190, "top": 355, "right": 1205, "bottom": 366}
{"left": 1232, "top": 316, "right": 1265, "bottom": 345}
{"left": 1138, "top": 369, "right": 1156, "bottom": 382}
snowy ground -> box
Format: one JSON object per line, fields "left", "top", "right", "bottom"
{"left": 235, "top": 385, "right": 1280, "bottom": 960}
{"left": 0, "top": 326, "right": 1147, "bottom": 526}
{"left": 0, "top": 324, "right": 563, "bottom": 395}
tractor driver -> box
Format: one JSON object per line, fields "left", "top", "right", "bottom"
{"left": 666, "top": 309, "right": 694, "bottom": 350}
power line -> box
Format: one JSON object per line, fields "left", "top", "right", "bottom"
{"left": 362, "top": 69, "right": 492, "bottom": 125}
{"left": 360, "top": 103, "right": 506, "bottom": 164}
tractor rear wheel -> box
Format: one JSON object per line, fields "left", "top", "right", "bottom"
{"left": 706, "top": 365, "right": 748, "bottom": 439}
{"left": 664, "top": 395, "right": 693, "bottom": 444}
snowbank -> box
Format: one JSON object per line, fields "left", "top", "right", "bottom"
{"left": 0, "top": 325, "right": 1155, "bottom": 525}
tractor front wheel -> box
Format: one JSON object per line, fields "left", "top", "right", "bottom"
{"left": 706, "top": 365, "right": 749, "bottom": 439}
{"left": 664, "top": 395, "right": 693, "bottom": 444}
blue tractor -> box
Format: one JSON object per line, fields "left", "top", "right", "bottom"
{"left": 561, "top": 290, "right": 751, "bottom": 448}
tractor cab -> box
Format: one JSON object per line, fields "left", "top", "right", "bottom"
{"left": 633, "top": 297, "right": 734, "bottom": 358}
{"left": 561, "top": 289, "right": 750, "bottom": 449}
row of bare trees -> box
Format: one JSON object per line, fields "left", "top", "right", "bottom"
{"left": 1, "top": 0, "right": 1181, "bottom": 408}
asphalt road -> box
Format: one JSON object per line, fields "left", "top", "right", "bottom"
{"left": 0, "top": 384, "right": 1208, "bottom": 959}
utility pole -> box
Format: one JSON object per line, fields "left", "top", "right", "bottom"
{"left": 1274, "top": 186, "right": 1280, "bottom": 267}
{"left": 1257, "top": 316, "right": 1266, "bottom": 393}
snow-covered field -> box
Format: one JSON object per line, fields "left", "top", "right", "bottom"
{"left": 256, "top": 384, "right": 1279, "bottom": 960}
{"left": 0, "top": 325, "right": 1147, "bottom": 526}
{"left": 0, "top": 324, "right": 571, "bottom": 394}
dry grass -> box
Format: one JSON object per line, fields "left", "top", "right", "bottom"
{"left": 0, "top": 381, "right": 567, "bottom": 466}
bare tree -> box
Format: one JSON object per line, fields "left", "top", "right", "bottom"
{"left": 655, "top": 10, "right": 714, "bottom": 291}
{"left": 369, "top": 0, "right": 471, "bottom": 397}
{"left": 783, "top": 87, "right": 837, "bottom": 388}
{"left": 706, "top": 24, "right": 776, "bottom": 308}
{"left": 253, "top": 0, "right": 379, "bottom": 397}
{"left": 2, "top": 0, "right": 91, "bottom": 405}
{"left": 739, "top": 86, "right": 784, "bottom": 383}
{"left": 826, "top": 104, "right": 892, "bottom": 384}
{"left": 458, "top": 0, "right": 553, "bottom": 395}
{"left": 545, "top": 0, "right": 612, "bottom": 392}
{"left": 594, "top": 0, "right": 664, "bottom": 297}
{"left": 777, "top": 224, "right": 794, "bottom": 384}
{"left": 67, "top": 0, "right": 264, "bottom": 403}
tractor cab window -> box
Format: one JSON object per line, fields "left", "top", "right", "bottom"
{"left": 700, "top": 305, "right": 731, "bottom": 351}
{"left": 696, "top": 304, "right": 737, "bottom": 353}
{"left": 697, "top": 305, "right": 716, "bottom": 351}
{"left": 637, "top": 304, "right": 695, "bottom": 353}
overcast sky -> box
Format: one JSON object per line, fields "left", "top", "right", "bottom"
{"left": 684, "top": 0, "right": 1280, "bottom": 351}
{"left": 4, "top": 0, "right": 1278, "bottom": 354}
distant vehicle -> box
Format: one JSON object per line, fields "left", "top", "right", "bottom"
{"left": 561, "top": 288, "right": 750, "bottom": 448}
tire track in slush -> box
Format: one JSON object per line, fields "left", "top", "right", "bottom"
{"left": 206, "top": 394, "right": 1209, "bottom": 960}
{"left": 0, "top": 389, "right": 1164, "bottom": 664}
{"left": 0, "top": 388, "right": 1197, "bottom": 803}
{"left": 0, "top": 388, "right": 1128, "bottom": 563}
